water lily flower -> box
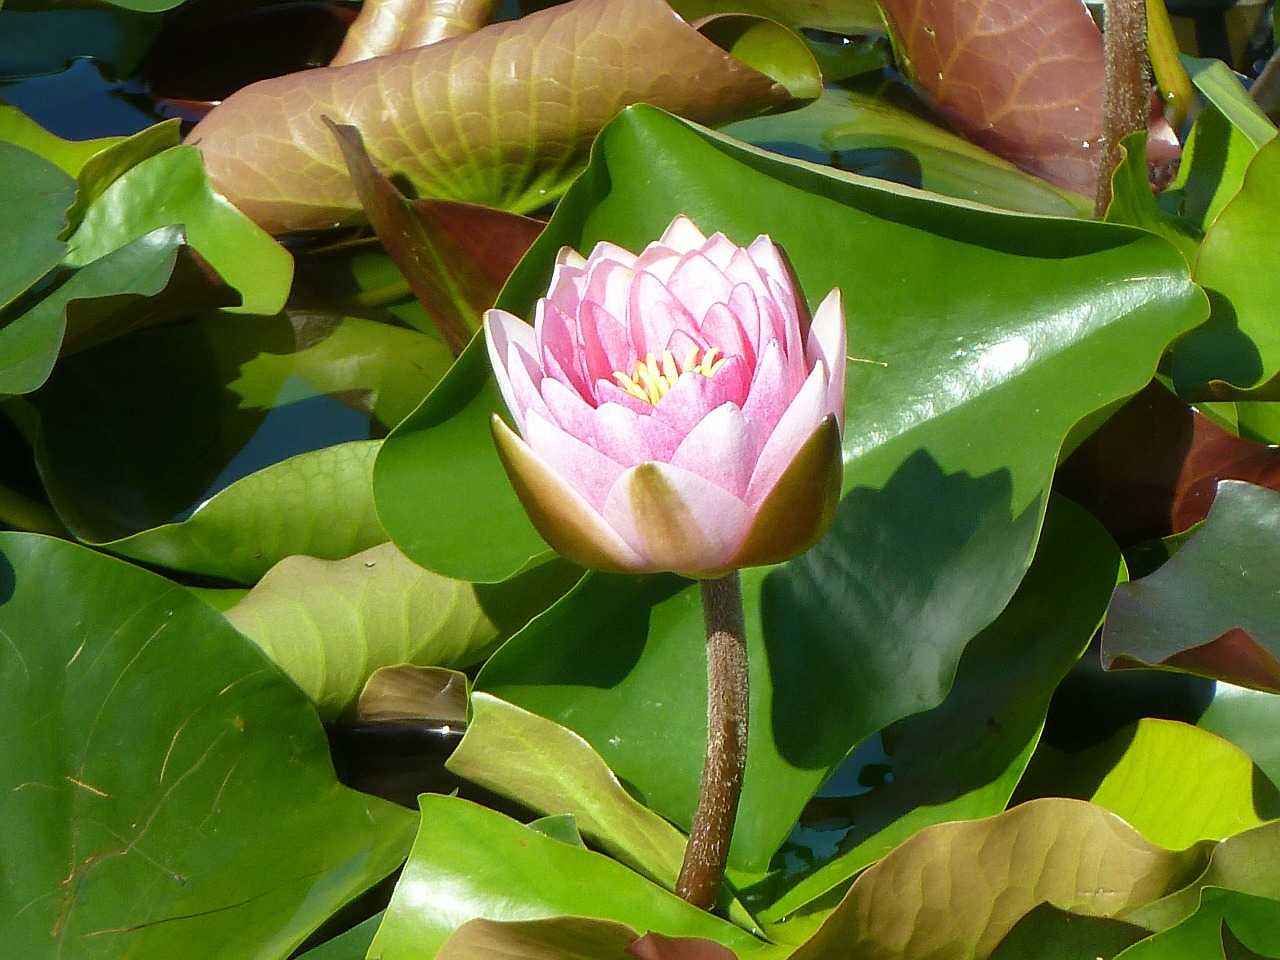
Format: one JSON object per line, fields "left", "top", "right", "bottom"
{"left": 484, "top": 215, "right": 845, "bottom": 578}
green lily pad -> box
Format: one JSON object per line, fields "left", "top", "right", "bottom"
{"left": 0, "top": 140, "right": 73, "bottom": 314}
{"left": 759, "top": 494, "right": 1123, "bottom": 920}
{"left": 720, "top": 86, "right": 1089, "bottom": 216}
{"left": 1116, "top": 888, "right": 1280, "bottom": 959}
{"left": 375, "top": 104, "right": 1205, "bottom": 584}
{"left": 1199, "top": 682, "right": 1280, "bottom": 794}
{"left": 1101, "top": 481, "right": 1280, "bottom": 692}
{"left": 1127, "top": 820, "right": 1280, "bottom": 931}
{"left": 0, "top": 533, "right": 415, "bottom": 958}
{"left": 22, "top": 309, "right": 450, "bottom": 581}
{"left": 1086, "top": 719, "right": 1279, "bottom": 850}
{"left": 224, "top": 545, "right": 575, "bottom": 720}
{"left": 446, "top": 692, "right": 690, "bottom": 890}
{"left": 0, "top": 226, "right": 236, "bottom": 396}
{"left": 1163, "top": 57, "right": 1277, "bottom": 234}
{"left": 988, "top": 903, "right": 1148, "bottom": 960}
{"left": 65, "top": 145, "right": 293, "bottom": 315}
{"left": 368, "top": 795, "right": 770, "bottom": 960}
{"left": 1172, "top": 138, "right": 1280, "bottom": 397}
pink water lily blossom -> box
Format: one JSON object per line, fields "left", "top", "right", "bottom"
{"left": 484, "top": 215, "right": 845, "bottom": 579}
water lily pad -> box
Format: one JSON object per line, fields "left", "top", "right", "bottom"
{"left": 1102, "top": 481, "right": 1280, "bottom": 692}
{"left": 368, "top": 795, "right": 769, "bottom": 960}
{"left": 0, "top": 533, "right": 415, "bottom": 958}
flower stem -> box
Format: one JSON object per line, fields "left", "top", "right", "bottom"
{"left": 676, "top": 571, "right": 748, "bottom": 911}
{"left": 1095, "top": 0, "right": 1150, "bottom": 216}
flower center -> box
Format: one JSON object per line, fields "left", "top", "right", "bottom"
{"left": 612, "top": 347, "right": 726, "bottom": 406}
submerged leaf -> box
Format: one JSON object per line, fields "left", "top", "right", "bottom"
{"left": 186, "top": 0, "right": 799, "bottom": 233}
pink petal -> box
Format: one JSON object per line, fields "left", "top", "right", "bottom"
{"left": 603, "top": 461, "right": 752, "bottom": 577}
{"left": 582, "top": 255, "right": 637, "bottom": 326}
{"left": 593, "top": 401, "right": 673, "bottom": 465}
{"left": 524, "top": 409, "right": 625, "bottom": 514}
{"left": 806, "top": 288, "right": 847, "bottom": 430}
{"left": 538, "top": 299, "right": 590, "bottom": 399}
{"left": 579, "top": 299, "right": 635, "bottom": 386}
{"left": 746, "top": 235, "right": 793, "bottom": 294}
{"left": 667, "top": 252, "right": 734, "bottom": 326}
{"left": 540, "top": 375, "right": 599, "bottom": 443}
{"left": 698, "top": 231, "right": 741, "bottom": 271}
{"left": 584, "top": 239, "right": 639, "bottom": 270}
{"left": 652, "top": 362, "right": 739, "bottom": 434}
{"left": 629, "top": 271, "right": 697, "bottom": 356}
{"left": 658, "top": 215, "right": 708, "bottom": 253}
{"left": 745, "top": 363, "right": 830, "bottom": 510}
{"left": 741, "top": 339, "right": 790, "bottom": 455}
{"left": 592, "top": 377, "right": 654, "bottom": 414}
{"left": 491, "top": 415, "right": 645, "bottom": 573}
{"left": 698, "top": 300, "right": 752, "bottom": 369}
{"left": 484, "top": 308, "right": 542, "bottom": 434}
{"left": 545, "top": 248, "right": 588, "bottom": 315}
{"left": 723, "top": 247, "right": 773, "bottom": 301}
{"left": 670, "top": 402, "right": 753, "bottom": 500}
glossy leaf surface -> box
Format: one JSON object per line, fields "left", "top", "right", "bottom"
{"left": 376, "top": 105, "right": 1205, "bottom": 585}
{"left": 369, "top": 796, "right": 769, "bottom": 959}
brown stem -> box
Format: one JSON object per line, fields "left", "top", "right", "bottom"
{"left": 1095, "top": 0, "right": 1150, "bottom": 216}
{"left": 675, "top": 571, "right": 748, "bottom": 911}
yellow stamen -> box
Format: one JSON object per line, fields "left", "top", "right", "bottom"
{"left": 611, "top": 344, "right": 728, "bottom": 406}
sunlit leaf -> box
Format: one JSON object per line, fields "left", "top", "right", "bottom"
{"left": 1172, "top": 139, "right": 1280, "bottom": 397}
{"left": 66, "top": 145, "right": 293, "bottom": 314}
{"left": 330, "top": 0, "right": 496, "bottom": 65}
{"left": 1116, "top": 888, "right": 1280, "bottom": 959}
{"left": 1085, "top": 719, "right": 1279, "bottom": 849}
{"left": 446, "top": 692, "right": 691, "bottom": 890}
{"left": 186, "top": 0, "right": 802, "bottom": 233}
{"left": 788, "top": 798, "right": 1212, "bottom": 960}
{"left": 368, "top": 795, "right": 769, "bottom": 959}
{"left": 224, "top": 544, "right": 575, "bottom": 719}
{"left": 1128, "top": 820, "right": 1280, "bottom": 930}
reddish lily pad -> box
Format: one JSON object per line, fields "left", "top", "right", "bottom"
{"left": 1056, "top": 380, "right": 1280, "bottom": 547}
{"left": 1102, "top": 481, "right": 1280, "bottom": 692}
{"left": 877, "top": 0, "right": 1105, "bottom": 196}
{"left": 186, "top": 0, "right": 803, "bottom": 233}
